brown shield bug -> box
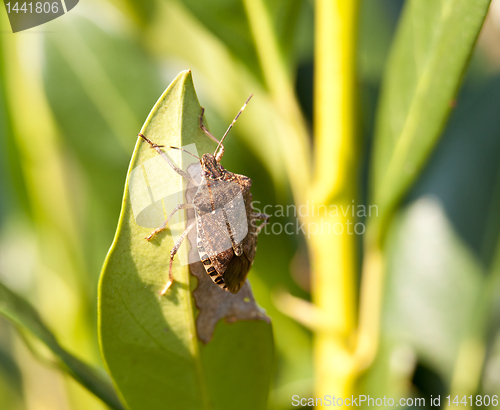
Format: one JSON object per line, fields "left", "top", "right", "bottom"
{"left": 138, "top": 95, "right": 269, "bottom": 295}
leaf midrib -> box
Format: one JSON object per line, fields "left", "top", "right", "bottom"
{"left": 176, "top": 79, "right": 212, "bottom": 410}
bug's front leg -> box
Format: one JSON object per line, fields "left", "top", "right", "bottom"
{"left": 138, "top": 133, "right": 194, "bottom": 183}
{"left": 252, "top": 212, "right": 270, "bottom": 234}
{"left": 160, "top": 220, "right": 196, "bottom": 295}
{"left": 146, "top": 203, "right": 195, "bottom": 241}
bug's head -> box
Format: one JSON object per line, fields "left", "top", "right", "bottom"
{"left": 201, "top": 153, "right": 224, "bottom": 179}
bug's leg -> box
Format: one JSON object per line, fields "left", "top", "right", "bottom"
{"left": 169, "top": 146, "right": 200, "bottom": 161}
{"left": 138, "top": 133, "right": 194, "bottom": 183}
{"left": 252, "top": 213, "right": 270, "bottom": 234}
{"left": 146, "top": 203, "right": 195, "bottom": 241}
{"left": 199, "top": 107, "right": 222, "bottom": 145}
{"left": 160, "top": 220, "right": 196, "bottom": 295}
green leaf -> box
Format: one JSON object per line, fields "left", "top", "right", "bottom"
{"left": 384, "top": 198, "right": 483, "bottom": 377}
{"left": 0, "top": 281, "right": 124, "bottom": 410}
{"left": 98, "top": 71, "right": 274, "bottom": 410}
{"left": 362, "top": 198, "right": 484, "bottom": 396}
{"left": 370, "top": 0, "right": 492, "bottom": 240}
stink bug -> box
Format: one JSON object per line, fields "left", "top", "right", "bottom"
{"left": 138, "top": 95, "right": 269, "bottom": 295}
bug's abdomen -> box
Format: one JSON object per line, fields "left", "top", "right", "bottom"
{"left": 222, "top": 252, "right": 251, "bottom": 293}
{"left": 193, "top": 173, "right": 256, "bottom": 294}
{"left": 196, "top": 218, "right": 228, "bottom": 291}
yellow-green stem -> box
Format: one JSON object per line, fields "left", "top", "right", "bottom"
{"left": 312, "top": 0, "right": 360, "bottom": 400}
{"left": 312, "top": 0, "right": 359, "bottom": 202}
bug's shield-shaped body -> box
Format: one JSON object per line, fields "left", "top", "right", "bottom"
{"left": 194, "top": 161, "right": 257, "bottom": 294}
{"left": 139, "top": 95, "right": 269, "bottom": 296}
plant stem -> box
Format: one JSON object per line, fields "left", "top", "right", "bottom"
{"left": 312, "top": 0, "right": 360, "bottom": 399}
{"left": 312, "top": 0, "right": 359, "bottom": 202}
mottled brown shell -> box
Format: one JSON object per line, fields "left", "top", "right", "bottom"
{"left": 193, "top": 169, "right": 257, "bottom": 293}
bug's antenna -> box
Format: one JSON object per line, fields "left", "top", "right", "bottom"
{"left": 214, "top": 94, "right": 253, "bottom": 161}
{"left": 169, "top": 146, "right": 201, "bottom": 161}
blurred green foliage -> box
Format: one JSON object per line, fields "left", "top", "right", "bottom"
{"left": 0, "top": 0, "right": 499, "bottom": 409}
